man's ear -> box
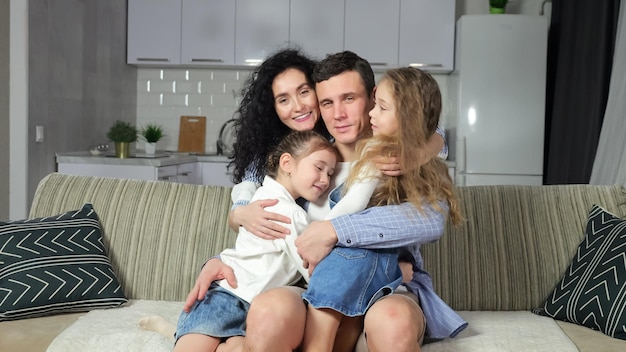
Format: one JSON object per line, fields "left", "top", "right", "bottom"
{"left": 279, "top": 153, "right": 295, "bottom": 174}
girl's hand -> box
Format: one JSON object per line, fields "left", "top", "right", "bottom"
{"left": 229, "top": 199, "right": 292, "bottom": 240}
{"left": 183, "top": 258, "right": 237, "bottom": 312}
{"left": 399, "top": 261, "right": 414, "bottom": 283}
{"left": 373, "top": 155, "right": 403, "bottom": 176}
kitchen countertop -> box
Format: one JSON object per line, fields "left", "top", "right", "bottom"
{"left": 56, "top": 151, "right": 453, "bottom": 168}
{"left": 56, "top": 151, "right": 231, "bottom": 167}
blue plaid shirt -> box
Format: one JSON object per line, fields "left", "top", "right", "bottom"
{"left": 330, "top": 201, "right": 467, "bottom": 339}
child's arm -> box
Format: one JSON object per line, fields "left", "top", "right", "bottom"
{"left": 323, "top": 166, "right": 380, "bottom": 220}
{"left": 276, "top": 209, "right": 311, "bottom": 282}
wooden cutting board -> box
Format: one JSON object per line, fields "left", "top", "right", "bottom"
{"left": 178, "top": 116, "right": 206, "bottom": 153}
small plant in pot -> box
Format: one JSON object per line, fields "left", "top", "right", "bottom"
{"left": 139, "top": 123, "right": 165, "bottom": 155}
{"left": 106, "top": 120, "right": 138, "bottom": 158}
{"left": 489, "top": 0, "right": 508, "bottom": 14}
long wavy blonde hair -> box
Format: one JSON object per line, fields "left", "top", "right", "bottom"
{"left": 345, "top": 67, "right": 462, "bottom": 226}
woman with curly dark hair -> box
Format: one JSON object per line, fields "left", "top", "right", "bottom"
{"left": 228, "top": 48, "right": 330, "bottom": 231}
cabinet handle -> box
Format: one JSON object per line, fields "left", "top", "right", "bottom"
{"left": 179, "top": 172, "right": 191, "bottom": 176}
{"left": 408, "top": 63, "right": 443, "bottom": 68}
{"left": 244, "top": 59, "right": 264, "bottom": 65}
{"left": 368, "top": 62, "right": 388, "bottom": 66}
{"left": 159, "top": 175, "right": 177, "bottom": 182}
{"left": 190, "top": 58, "right": 224, "bottom": 63}
{"left": 136, "top": 58, "right": 171, "bottom": 62}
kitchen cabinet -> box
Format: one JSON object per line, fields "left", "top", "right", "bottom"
{"left": 289, "top": 0, "right": 344, "bottom": 60}
{"left": 398, "top": 0, "right": 455, "bottom": 72}
{"left": 181, "top": 0, "right": 236, "bottom": 66}
{"left": 344, "top": 0, "right": 400, "bottom": 70}
{"left": 158, "top": 163, "right": 200, "bottom": 183}
{"left": 128, "top": 0, "right": 236, "bottom": 66}
{"left": 127, "top": 0, "right": 455, "bottom": 71}
{"left": 56, "top": 152, "right": 202, "bottom": 184}
{"left": 57, "top": 162, "right": 200, "bottom": 184}
{"left": 200, "top": 161, "right": 234, "bottom": 187}
{"left": 127, "top": 0, "right": 181, "bottom": 65}
{"left": 235, "top": 0, "right": 290, "bottom": 66}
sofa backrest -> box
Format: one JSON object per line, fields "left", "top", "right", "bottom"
{"left": 30, "top": 173, "right": 236, "bottom": 301}
{"left": 422, "top": 184, "right": 626, "bottom": 311}
{"left": 30, "top": 174, "right": 626, "bottom": 311}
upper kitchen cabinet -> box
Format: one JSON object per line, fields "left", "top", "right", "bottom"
{"left": 398, "top": 0, "right": 455, "bottom": 72}
{"left": 181, "top": 0, "right": 236, "bottom": 66}
{"left": 235, "top": 0, "right": 290, "bottom": 65}
{"left": 344, "top": 0, "right": 400, "bottom": 70}
{"left": 127, "top": 0, "right": 182, "bottom": 65}
{"left": 289, "top": 0, "right": 344, "bottom": 60}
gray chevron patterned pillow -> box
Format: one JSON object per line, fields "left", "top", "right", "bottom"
{"left": 0, "top": 203, "right": 127, "bottom": 321}
{"left": 533, "top": 204, "right": 626, "bottom": 339}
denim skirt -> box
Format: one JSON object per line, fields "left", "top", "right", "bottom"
{"left": 302, "top": 247, "right": 402, "bottom": 317}
{"left": 175, "top": 284, "right": 250, "bottom": 342}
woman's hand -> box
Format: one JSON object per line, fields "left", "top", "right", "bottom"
{"left": 373, "top": 132, "right": 445, "bottom": 176}
{"left": 183, "top": 258, "right": 237, "bottom": 312}
{"left": 228, "top": 199, "right": 292, "bottom": 240}
{"left": 373, "top": 155, "right": 403, "bottom": 176}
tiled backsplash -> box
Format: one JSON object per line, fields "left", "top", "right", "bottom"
{"left": 136, "top": 67, "right": 252, "bottom": 154}
{"left": 136, "top": 68, "right": 452, "bottom": 154}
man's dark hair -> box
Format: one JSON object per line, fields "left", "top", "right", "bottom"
{"left": 312, "top": 51, "right": 375, "bottom": 98}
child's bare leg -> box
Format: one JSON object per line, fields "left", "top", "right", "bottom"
{"left": 216, "top": 336, "right": 244, "bottom": 352}
{"left": 333, "top": 316, "right": 364, "bottom": 352}
{"left": 302, "top": 307, "right": 342, "bottom": 352}
{"left": 174, "top": 333, "right": 220, "bottom": 352}
{"left": 138, "top": 315, "right": 176, "bottom": 341}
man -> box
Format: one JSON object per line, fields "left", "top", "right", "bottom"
{"left": 242, "top": 51, "right": 466, "bottom": 352}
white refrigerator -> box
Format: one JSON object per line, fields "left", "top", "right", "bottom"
{"left": 450, "top": 15, "right": 548, "bottom": 186}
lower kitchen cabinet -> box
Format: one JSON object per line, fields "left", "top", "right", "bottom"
{"left": 200, "top": 161, "right": 234, "bottom": 187}
{"left": 57, "top": 162, "right": 201, "bottom": 184}
{"left": 157, "top": 163, "right": 200, "bottom": 184}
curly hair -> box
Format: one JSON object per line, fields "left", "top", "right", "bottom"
{"left": 230, "top": 48, "right": 330, "bottom": 183}
{"left": 346, "top": 67, "right": 463, "bottom": 226}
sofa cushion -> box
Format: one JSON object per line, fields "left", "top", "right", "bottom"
{"left": 0, "top": 203, "right": 127, "bottom": 321}
{"left": 534, "top": 204, "right": 626, "bottom": 339}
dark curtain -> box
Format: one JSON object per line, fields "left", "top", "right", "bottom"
{"left": 544, "top": 0, "right": 621, "bottom": 184}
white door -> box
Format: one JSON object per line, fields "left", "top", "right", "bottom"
{"left": 181, "top": 0, "right": 236, "bottom": 65}
{"left": 344, "top": 0, "right": 400, "bottom": 69}
{"left": 398, "top": 0, "right": 455, "bottom": 73}
{"left": 127, "top": 0, "right": 182, "bottom": 65}
{"left": 235, "top": 0, "right": 290, "bottom": 65}
{"left": 289, "top": 0, "right": 344, "bottom": 60}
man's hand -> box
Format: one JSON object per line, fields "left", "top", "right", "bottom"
{"left": 229, "top": 199, "right": 292, "bottom": 239}
{"left": 183, "top": 258, "right": 237, "bottom": 312}
{"left": 295, "top": 220, "right": 338, "bottom": 276}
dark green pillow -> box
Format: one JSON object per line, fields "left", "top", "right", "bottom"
{"left": 533, "top": 204, "right": 626, "bottom": 339}
{"left": 0, "top": 203, "right": 127, "bottom": 321}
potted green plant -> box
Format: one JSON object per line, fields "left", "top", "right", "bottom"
{"left": 139, "top": 123, "right": 165, "bottom": 155}
{"left": 106, "top": 120, "right": 138, "bottom": 158}
{"left": 489, "top": 0, "right": 508, "bottom": 14}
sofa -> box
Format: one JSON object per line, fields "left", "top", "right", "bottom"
{"left": 1, "top": 172, "right": 626, "bottom": 351}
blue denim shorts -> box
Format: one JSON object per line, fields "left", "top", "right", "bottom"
{"left": 302, "top": 247, "right": 402, "bottom": 317}
{"left": 175, "top": 284, "right": 250, "bottom": 342}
